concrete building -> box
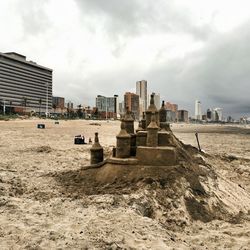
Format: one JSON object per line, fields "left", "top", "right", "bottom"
{"left": 66, "top": 101, "right": 74, "bottom": 110}
{"left": 165, "top": 101, "right": 178, "bottom": 122}
{"left": 0, "top": 52, "right": 52, "bottom": 114}
{"left": 207, "top": 108, "right": 212, "bottom": 121}
{"left": 119, "top": 101, "right": 124, "bottom": 116}
{"left": 124, "top": 92, "right": 140, "bottom": 120}
{"left": 195, "top": 100, "right": 202, "bottom": 120}
{"left": 136, "top": 80, "right": 147, "bottom": 112}
{"left": 166, "top": 110, "right": 176, "bottom": 122}
{"left": 52, "top": 96, "right": 65, "bottom": 109}
{"left": 96, "top": 95, "right": 119, "bottom": 119}
{"left": 178, "top": 110, "right": 188, "bottom": 122}
{"left": 213, "top": 107, "right": 223, "bottom": 122}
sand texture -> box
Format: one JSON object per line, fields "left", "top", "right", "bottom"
{"left": 0, "top": 119, "right": 250, "bottom": 249}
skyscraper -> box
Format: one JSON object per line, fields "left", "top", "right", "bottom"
{"left": 124, "top": 92, "right": 140, "bottom": 120}
{"left": 213, "top": 107, "right": 223, "bottom": 121}
{"left": 136, "top": 80, "right": 147, "bottom": 112}
{"left": 95, "top": 95, "right": 118, "bottom": 119}
{"left": 195, "top": 100, "right": 202, "bottom": 120}
{"left": 0, "top": 52, "right": 52, "bottom": 114}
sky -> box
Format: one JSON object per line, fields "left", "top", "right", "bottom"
{"left": 0, "top": 0, "right": 250, "bottom": 118}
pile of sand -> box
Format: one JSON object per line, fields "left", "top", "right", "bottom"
{"left": 54, "top": 131, "right": 250, "bottom": 231}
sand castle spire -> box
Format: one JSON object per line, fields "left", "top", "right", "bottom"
{"left": 141, "top": 112, "right": 146, "bottom": 130}
{"left": 116, "top": 119, "right": 131, "bottom": 158}
{"left": 90, "top": 132, "right": 103, "bottom": 164}
{"left": 146, "top": 93, "right": 159, "bottom": 127}
{"left": 124, "top": 106, "right": 134, "bottom": 134}
{"left": 146, "top": 112, "right": 159, "bottom": 147}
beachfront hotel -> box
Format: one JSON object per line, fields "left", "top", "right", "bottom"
{"left": 0, "top": 52, "right": 52, "bottom": 114}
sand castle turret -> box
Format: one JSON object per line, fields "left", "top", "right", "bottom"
{"left": 116, "top": 120, "right": 131, "bottom": 158}
{"left": 146, "top": 94, "right": 159, "bottom": 127}
{"left": 124, "top": 107, "right": 136, "bottom": 156}
{"left": 159, "top": 101, "right": 166, "bottom": 123}
{"left": 124, "top": 107, "right": 134, "bottom": 134}
{"left": 146, "top": 112, "right": 159, "bottom": 147}
{"left": 136, "top": 121, "right": 144, "bottom": 133}
{"left": 90, "top": 132, "right": 103, "bottom": 164}
{"left": 141, "top": 112, "right": 146, "bottom": 130}
{"left": 159, "top": 100, "right": 170, "bottom": 131}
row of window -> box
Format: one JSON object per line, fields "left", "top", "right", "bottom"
{"left": 0, "top": 65, "right": 52, "bottom": 84}
{"left": 0, "top": 74, "right": 52, "bottom": 93}
{"left": 0, "top": 57, "right": 52, "bottom": 78}
{"left": 0, "top": 82, "right": 51, "bottom": 99}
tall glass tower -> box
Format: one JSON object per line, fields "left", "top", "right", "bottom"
{"left": 195, "top": 100, "right": 202, "bottom": 120}
{"left": 136, "top": 80, "right": 147, "bottom": 112}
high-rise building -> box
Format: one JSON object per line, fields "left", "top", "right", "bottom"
{"left": 0, "top": 52, "right": 52, "bottom": 114}
{"left": 178, "top": 110, "right": 188, "bottom": 122}
{"left": 66, "top": 101, "right": 74, "bottom": 110}
{"left": 165, "top": 101, "right": 178, "bottom": 122}
{"left": 136, "top": 80, "right": 147, "bottom": 112}
{"left": 124, "top": 92, "right": 140, "bottom": 120}
{"left": 95, "top": 95, "right": 119, "bottom": 119}
{"left": 52, "top": 96, "right": 65, "bottom": 109}
{"left": 213, "top": 107, "right": 223, "bottom": 121}
{"left": 195, "top": 100, "right": 202, "bottom": 120}
{"left": 207, "top": 108, "right": 212, "bottom": 120}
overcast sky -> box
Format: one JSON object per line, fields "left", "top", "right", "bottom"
{"left": 0, "top": 0, "right": 250, "bottom": 118}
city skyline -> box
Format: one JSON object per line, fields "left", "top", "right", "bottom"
{"left": 0, "top": 1, "right": 250, "bottom": 118}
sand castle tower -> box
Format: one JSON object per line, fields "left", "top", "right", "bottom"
{"left": 158, "top": 100, "right": 171, "bottom": 145}
{"left": 159, "top": 100, "right": 170, "bottom": 131}
{"left": 146, "top": 112, "right": 159, "bottom": 147}
{"left": 90, "top": 132, "right": 103, "bottom": 164}
{"left": 136, "top": 121, "right": 144, "bottom": 133}
{"left": 146, "top": 94, "right": 159, "bottom": 127}
{"left": 123, "top": 107, "right": 136, "bottom": 156}
{"left": 123, "top": 107, "right": 134, "bottom": 134}
{"left": 116, "top": 120, "right": 131, "bottom": 158}
{"left": 141, "top": 112, "right": 146, "bottom": 130}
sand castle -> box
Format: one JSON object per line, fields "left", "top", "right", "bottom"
{"left": 90, "top": 94, "right": 183, "bottom": 167}
{"left": 71, "top": 93, "right": 250, "bottom": 226}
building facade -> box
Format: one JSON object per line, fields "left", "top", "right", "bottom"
{"left": 136, "top": 80, "right": 147, "bottom": 112}
{"left": 124, "top": 92, "right": 140, "bottom": 120}
{"left": 96, "top": 95, "right": 119, "bottom": 119}
{"left": 178, "top": 110, "right": 188, "bottom": 122}
{"left": 0, "top": 52, "right": 52, "bottom": 114}
{"left": 195, "top": 100, "right": 202, "bottom": 120}
{"left": 52, "top": 96, "right": 65, "bottom": 109}
{"left": 165, "top": 101, "right": 178, "bottom": 122}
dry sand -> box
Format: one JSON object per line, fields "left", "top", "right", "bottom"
{"left": 0, "top": 119, "right": 249, "bottom": 249}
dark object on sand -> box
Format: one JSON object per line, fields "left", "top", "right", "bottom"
{"left": 89, "top": 138, "right": 92, "bottom": 144}
{"left": 37, "top": 124, "right": 45, "bottom": 129}
{"left": 55, "top": 121, "right": 59, "bottom": 125}
{"left": 89, "top": 123, "right": 101, "bottom": 126}
{"left": 195, "top": 132, "right": 201, "bottom": 152}
{"left": 74, "top": 135, "right": 86, "bottom": 144}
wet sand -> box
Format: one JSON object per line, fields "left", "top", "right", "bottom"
{"left": 0, "top": 119, "right": 249, "bottom": 249}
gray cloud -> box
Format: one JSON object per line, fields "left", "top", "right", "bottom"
{"left": 74, "top": 0, "right": 213, "bottom": 41}
{"left": 17, "top": 0, "right": 50, "bottom": 36}
{"left": 145, "top": 20, "right": 250, "bottom": 117}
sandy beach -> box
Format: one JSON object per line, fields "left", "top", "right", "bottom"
{"left": 0, "top": 119, "right": 249, "bottom": 249}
